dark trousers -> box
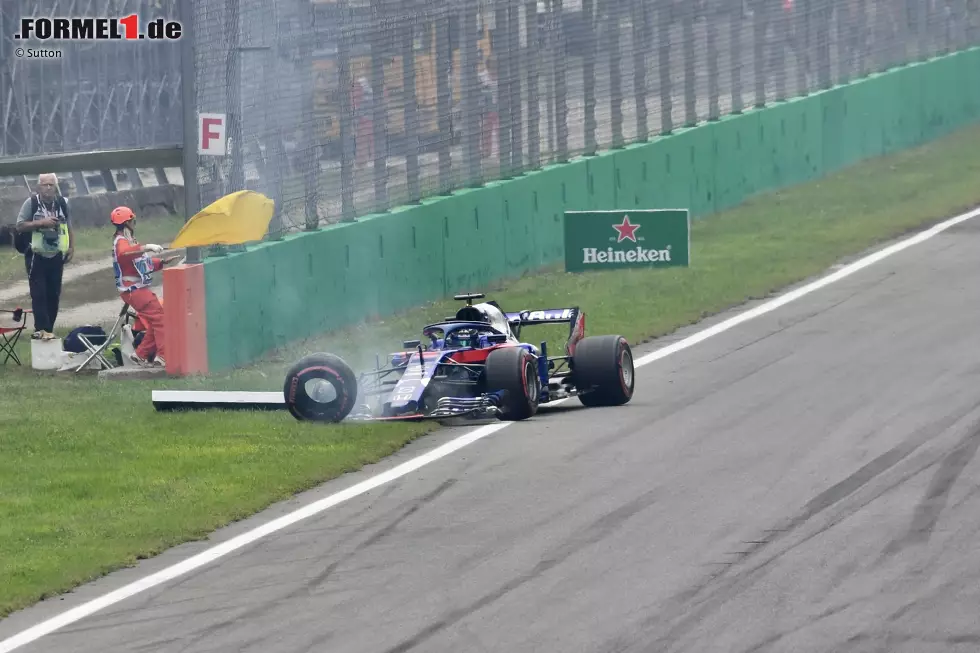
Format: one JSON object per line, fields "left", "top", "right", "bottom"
{"left": 24, "top": 251, "right": 64, "bottom": 333}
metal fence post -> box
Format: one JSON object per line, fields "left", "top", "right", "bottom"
{"left": 582, "top": 0, "right": 597, "bottom": 155}
{"left": 682, "top": 0, "right": 698, "bottom": 127}
{"left": 816, "top": 0, "right": 832, "bottom": 89}
{"left": 554, "top": 0, "right": 569, "bottom": 162}
{"left": 525, "top": 0, "right": 542, "bottom": 168}
{"left": 338, "top": 0, "right": 356, "bottom": 222}
{"left": 772, "top": 0, "right": 788, "bottom": 101}
{"left": 226, "top": 0, "right": 244, "bottom": 194}
{"left": 706, "top": 0, "right": 720, "bottom": 120}
{"left": 300, "top": 0, "right": 320, "bottom": 231}
{"left": 657, "top": 0, "right": 673, "bottom": 134}
{"left": 795, "top": 0, "right": 810, "bottom": 94}
{"left": 460, "top": 1, "right": 483, "bottom": 186}
{"left": 752, "top": 0, "right": 767, "bottom": 107}
{"left": 631, "top": 0, "right": 649, "bottom": 139}
{"left": 609, "top": 0, "right": 625, "bottom": 148}
{"left": 435, "top": 4, "right": 453, "bottom": 192}
{"left": 370, "top": 0, "right": 390, "bottom": 213}
{"left": 730, "top": 0, "right": 744, "bottom": 114}
{"left": 495, "top": 0, "right": 513, "bottom": 176}
{"left": 508, "top": 0, "right": 524, "bottom": 174}
{"left": 402, "top": 17, "right": 422, "bottom": 203}
{"left": 179, "top": 0, "right": 201, "bottom": 264}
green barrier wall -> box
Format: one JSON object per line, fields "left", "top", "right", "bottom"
{"left": 203, "top": 48, "right": 980, "bottom": 371}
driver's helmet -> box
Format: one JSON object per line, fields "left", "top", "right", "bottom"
{"left": 447, "top": 327, "right": 477, "bottom": 348}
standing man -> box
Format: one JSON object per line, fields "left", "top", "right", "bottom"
{"left": 14, "top": 173, "right": 74, "bottom": 340}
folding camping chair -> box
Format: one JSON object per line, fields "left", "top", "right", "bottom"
{"left": 72, "top": 302, "right": 132, "bottom": 373}
{"left": 0, "top": 307, "right": 30, "bottom": 366}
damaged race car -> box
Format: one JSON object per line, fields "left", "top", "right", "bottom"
{"left": 283, "top": 292, "right": 634, "bottom": 423}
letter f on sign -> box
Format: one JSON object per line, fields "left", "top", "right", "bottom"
{"left": 198, "top": 113, "right": 227, "bottom": 156}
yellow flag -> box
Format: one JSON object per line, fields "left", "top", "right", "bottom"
{"left": 169, "top": 190, "right": 275, "bottom": 249}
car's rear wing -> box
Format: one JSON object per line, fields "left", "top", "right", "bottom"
{"left": 505, "top": 307, "right": 587, "bottom": 355}
{"left": 504, "top": 307, "right": 578, "bottom": 325}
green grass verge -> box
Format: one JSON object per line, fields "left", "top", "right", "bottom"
{"left": 0, "top": 215, "right": 186, "bottom": 287}
{"left": 4, "top": 122, "right": 980, "bottom": 618}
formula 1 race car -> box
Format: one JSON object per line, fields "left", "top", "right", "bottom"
{"left": 283, "top": 293, "right": 635, "bottom": 423}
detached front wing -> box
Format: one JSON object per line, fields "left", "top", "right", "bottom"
{"left": 347, "top": 391, "right": 507, "bottom": 422}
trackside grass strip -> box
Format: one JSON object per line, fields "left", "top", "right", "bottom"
{"left": 4, "top": 123, "right": 980, "bottom": 618}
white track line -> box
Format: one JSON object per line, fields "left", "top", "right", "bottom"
{"left": 2, "top": 206, "right": 978, "bottom": 653}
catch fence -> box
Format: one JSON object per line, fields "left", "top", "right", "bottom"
{"left": 8, "top": 1, "right": 978, "bottom": 229}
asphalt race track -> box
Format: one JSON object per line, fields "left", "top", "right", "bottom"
{"left": 5, "top": 211, "right": 980, "bottom": 652}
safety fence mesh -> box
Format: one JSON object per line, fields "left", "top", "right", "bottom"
{"left": 190, "top": 0, "right": 980, "bottom": 234}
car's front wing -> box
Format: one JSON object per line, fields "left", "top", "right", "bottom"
{"left": 346, "top": 391, "right": 506, "bottom": 422}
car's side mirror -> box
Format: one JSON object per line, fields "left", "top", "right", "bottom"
{"left": 486, "top": 333, "right": 508, "bottom": 344}
{"left": 403, "top": 339, "right": 421, "bottom": 349}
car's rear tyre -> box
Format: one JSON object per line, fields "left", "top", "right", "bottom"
{"left": 484, "top": 346, "right": 540, "bottom": 421}
{"left": 283, "top": 352, "right": 359, "bottom": 422}
{"left": 572, "top": 335, "right": 635, "bottom": 407}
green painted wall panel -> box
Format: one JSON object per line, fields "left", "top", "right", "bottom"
{"left": 710, "top": 114, "right": 747, "bottom": 212}
{"left": 835, "top": 84, "right": 861, "bottom": 165}
{"left": 820, "top": 87, "right": 847, "bottom": 173}
{"left": 510, "top": 169, "right": 565, "bottom": 269}
{"left": 928, "top": 56, "right": 956, "bottom": 137}
{"left": 439, "top": 192, "right": 483, "bottom": 294}
{"left": 525, "top": 167, "right": 569, "bottom": 266}
{"left": 882, "top": 71, "right": 913, "bottom": 153}
{"left": 635, "top": 139, "right": 673, "bottom": 209}
{"left": 535, "top": 165, "right": 570, "bottom": 231}
{"left": 586, "top": 152, "right": 618, "bottom": 210}
{"left": 845, "top": 77, "right": 883, "bottom": 159}
{"left": 673, "top": 125, "right": 718, "bottom": 217}
{"left": 959, "top": 51, "right": 980, "bottom": 121}
{"left": 901, "top": 64, "right": 927, "bottom": 148}
{"left": 947, "top": 54, "right": 971, "bottom": 128}
{"left": 565, "top": 160, "right": 592, "bottom": 212}
{"left": 343, "top": 219, "right": 386, "bottom": 319}
{"left": 800, "top": 97, "right": 824, "bottom": 183}
{"left": 381, "top": 205, "right": 446, "bottom": 310}
{"left": 757, "top": 102, "right": 801, "bottom": 190}
{"left": 500, "top": 177, "right": 540, "bottom": 272}
{"left": 742, "top": 109, "right": 773, "bottom": 197}
{"left": 202, "top": 47, "right": 980, "bottom": 372}
{"left": 312, "top": 225, "right": 360, "bottom": 331}
{"left": 643, "top": 132, "right": 694, "bottom": 211}
{"left": 613, "top": 144, "right": 655, "bottom": 210}
{"left": 732, "top": 111, "right": 766, "bottom": 200}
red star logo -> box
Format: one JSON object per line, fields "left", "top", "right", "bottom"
{"left": 612, "top": 215, "right": 641, "bottom": 243}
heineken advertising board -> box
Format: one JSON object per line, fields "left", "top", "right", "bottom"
{"left": 563, "top": 209, "right": 691, "bottom": 273}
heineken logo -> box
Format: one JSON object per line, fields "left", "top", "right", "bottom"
{"left": 563, "top": 209, "right": 691, "bottom": 273}
{"left": 583, "top": 246, "right": 672, "bottom": 264}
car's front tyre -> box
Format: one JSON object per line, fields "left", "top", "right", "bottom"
{"left": 283, "top": 352, "right": 359, "bottom": 422}
{"left": 484, "top": 346, "right": 540, "bottom": 420}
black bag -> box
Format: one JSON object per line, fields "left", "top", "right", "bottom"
{"left": 13, "top": 229, "right": 29, "bottom": 254}
{"left": 64, "top": 325, "right": 108, "bottom": 353}
{"left": 14, "top": 194, "right": 69, "bottom": 254}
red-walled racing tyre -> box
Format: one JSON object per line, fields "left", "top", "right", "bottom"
{"left": 283, "top": 352, "right": 359, "bottom": 422}
{"left": 484, "top": 346, "right": 540, "bottom": 420}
